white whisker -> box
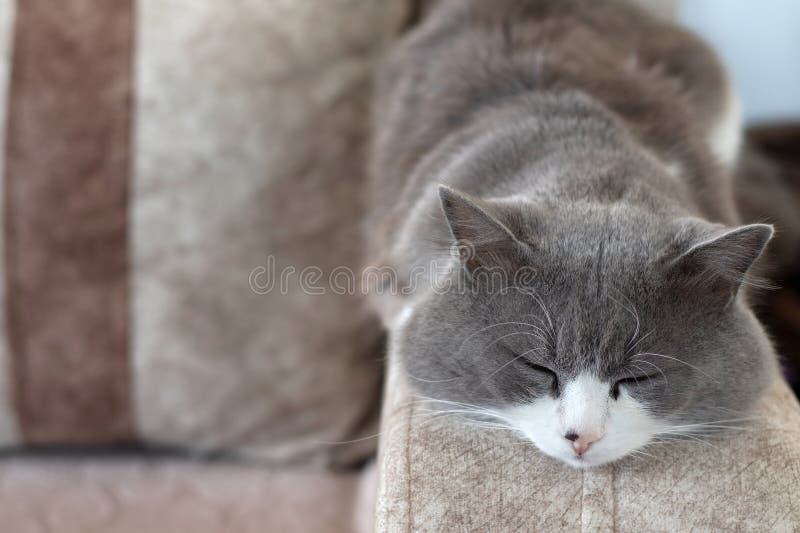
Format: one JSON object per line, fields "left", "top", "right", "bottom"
{"left": 626, "top": 328, "right": 655, "bottom": 355}
{"left": 483, "top": 346, "right": 549, "bottom": 381}
{"left": 633, "top": 351, "right": 720, "bottom": 383}
{"left": 629, "top": 359, "right": 668, "bottom": 385}
{"left": 405, "top": 371, "right": 461, "bottom": 384}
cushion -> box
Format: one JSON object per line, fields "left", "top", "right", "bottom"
{"left": 0, "top": 0, "right": 409, "bottom": 466}
{"left": 0, "top": 457, "right": 375, "bottom": 533}
{"left": 376, "top": 353, "right": 800, "bottom": 531}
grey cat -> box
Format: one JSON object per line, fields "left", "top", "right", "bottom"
{"left": 367, "top": 0, "right": 779, "bottom": 467}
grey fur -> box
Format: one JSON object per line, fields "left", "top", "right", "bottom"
{"left": 368, "top": 0, "right": 778, "bottom": 445}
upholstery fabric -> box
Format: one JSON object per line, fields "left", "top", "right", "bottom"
{"left": 4, "top": 0, "right": 135, "bottom": 445}
{"left": 0, "top": 457, "right": 374, "bottom": 533}
{"left": 376, "top": 351, "right": 800, "bottom": 532}
{"left": 129, "top": 0, "right": 407, "bottom": 467}
{"left": 0, "top": 0, "right": 410, "bottom": 466}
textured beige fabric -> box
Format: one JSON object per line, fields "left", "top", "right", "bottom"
{"left": 0, "top": 0, "right": 411, "bottom": 460}
{"left": 0, "top": 0, "right": 18, "bottom": 445}
{"left": 0, "top": 458, "right": 371, "bottom": 533}
{"left": 131, "top": 0, "right": 409, "bottom": 466}
{"left": 377, "top": 351, "right": 800, "bottom": 532}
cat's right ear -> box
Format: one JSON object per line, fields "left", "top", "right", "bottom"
{"left": 438, "top": 185, "right": 526, "bottom": 274}
{"left": 665, "top": 219, "right": 774, "bottom": 300}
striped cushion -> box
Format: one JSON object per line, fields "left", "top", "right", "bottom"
{"left": 0, "top": 0, "right": 409, "bottom": 466}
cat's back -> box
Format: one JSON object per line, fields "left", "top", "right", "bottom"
{"left": 367, "top": 0, "right": 738, "bottom": 301}
{"left": 372, "top": 0, "right": 728, "bottom": 182}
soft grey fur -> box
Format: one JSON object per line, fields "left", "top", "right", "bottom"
{"left": 368, "top": 0, "right": 778, "bottom": 443}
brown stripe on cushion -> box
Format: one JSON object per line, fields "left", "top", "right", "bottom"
{"left": 3, "top": 0, "right": 135, "bottom": 443}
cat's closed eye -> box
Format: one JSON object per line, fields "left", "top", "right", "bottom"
{"left": 517, "top": 358, "right": 560, "bottom": 395}
{"left": 611, "top": 373, "right": 662, "bottom": 399}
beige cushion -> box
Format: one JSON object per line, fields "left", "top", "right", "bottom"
{"left": 0, "top": 457, "right": 375, "bottom": 533}
{"left": 130, "top": 0, "right": 409, "bottom": 467}
{"left": 377, "top": 351, "right": 800, "bottom": 531}
{"left": 0, "top": 0, "right": 409, "bottom": 467}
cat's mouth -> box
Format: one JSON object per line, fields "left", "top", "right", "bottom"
{"left": 563, "top": 453, "right": 593, "bottom": 468}
{"left": 544, "top": 438, "right": 636, "bottom": 468}
{"left": 557, "top": 446, "right": 614, "bottom": 468}
{"left": 539, "top": 438, "right": 607, "bottom": 468}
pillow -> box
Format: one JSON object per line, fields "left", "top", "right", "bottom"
{"left": 0, "top": 0, "right": 410, "bottom": 467}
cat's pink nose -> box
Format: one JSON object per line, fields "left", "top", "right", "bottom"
{"left": 564, "top": 431, "right": 602, "bottom": 456}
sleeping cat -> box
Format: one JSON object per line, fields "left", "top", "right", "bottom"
{"left": 367, "top": 0, "right": 779, "bottom": 468}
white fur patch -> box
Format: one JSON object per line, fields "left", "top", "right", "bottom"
{"left": 709, "top": 86, "right": 742, "bottom": 170}
{"left": 560, "top": 373, "right": 609, "bottom": 438}
{"left": 505, "top": 372, "right": 662, "bottom": 467}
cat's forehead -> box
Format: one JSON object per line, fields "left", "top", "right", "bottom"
{"left": 510, "top": 210, "right": 673, "bottom": 306}
{"left": 513, "top": 201, "right": 668, "bottom": 256}
{"left": 478, "top": 286, "right": 649, "bottom": 374}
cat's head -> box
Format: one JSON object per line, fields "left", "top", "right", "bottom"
{"left": 396, "top": 185, "right": 776, "bottom": 468}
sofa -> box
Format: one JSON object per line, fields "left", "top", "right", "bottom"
{"left": 0, "top": 1, "right": 798, "bottom": 532}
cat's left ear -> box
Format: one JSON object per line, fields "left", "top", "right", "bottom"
{"left": 438, "top": 185, "right": 527, "bottom": 274}
{"left": 667, "top": 220, "right": 773, "bottom": 298}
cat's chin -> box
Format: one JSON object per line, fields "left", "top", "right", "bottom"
{"left": 543, "top": 446, "right": 632, "bottom": 469}
{"left": 558, "top": 455, "right": 606, "bottom": 469}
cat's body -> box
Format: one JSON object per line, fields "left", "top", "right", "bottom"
{"left": 367, "top": 0, "right": 778, "bottom": 467}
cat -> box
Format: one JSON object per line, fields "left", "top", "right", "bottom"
{"left": 366, "top": 0, "right": 779, "bottom": 468}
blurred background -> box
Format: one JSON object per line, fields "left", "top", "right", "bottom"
{"left": 680, "top": 0, "right": 800, "bottom": 124}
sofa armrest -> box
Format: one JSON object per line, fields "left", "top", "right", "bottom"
{"left": 375, "top": 348, "right": 800, "bottom": 531}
